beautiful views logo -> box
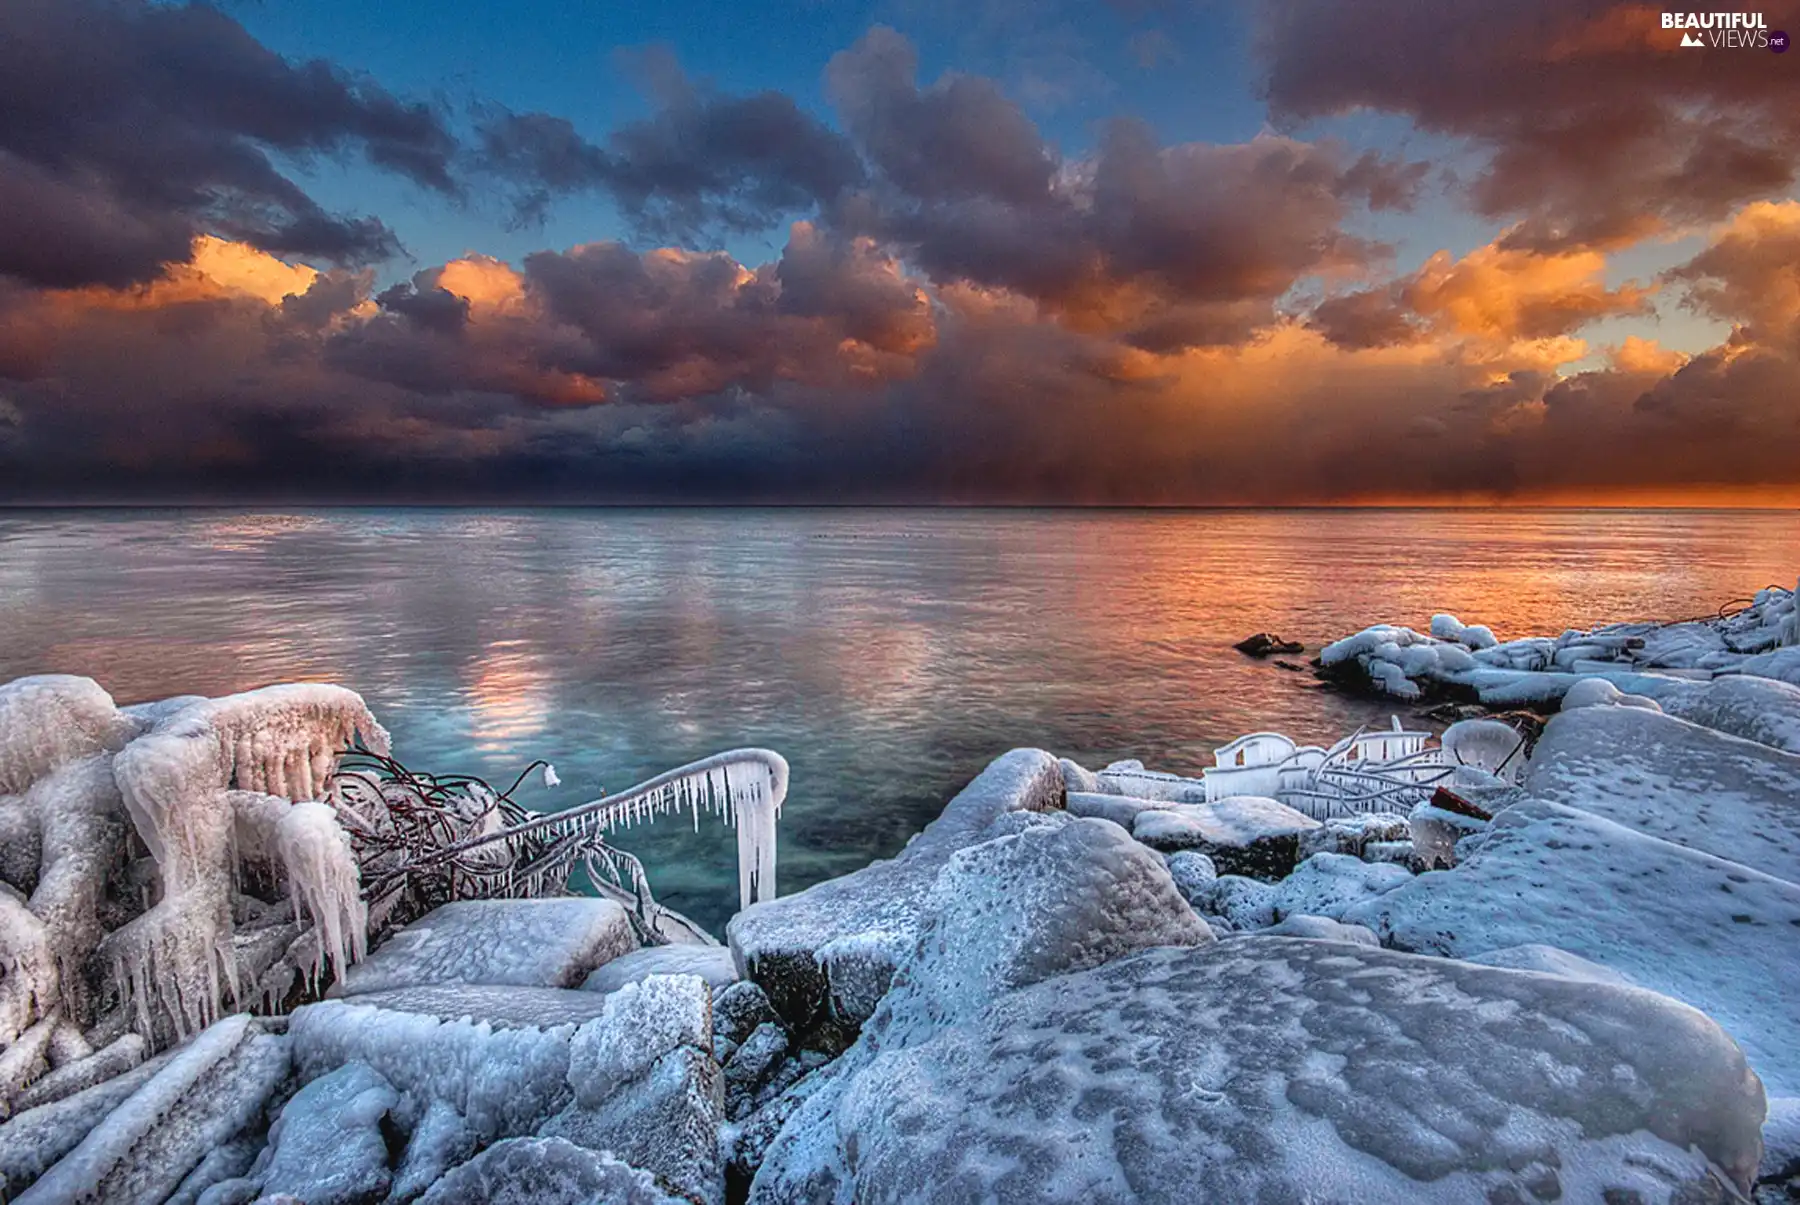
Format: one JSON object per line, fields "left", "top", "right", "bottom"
{"left": 1661, "top": 11, "right": 1783, "bottom": 48}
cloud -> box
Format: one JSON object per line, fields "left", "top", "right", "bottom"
{"left": 1257, "top": 0, "right": 1800, "bottom": 249}
{"left": 478, "top": 71, "right": 864, "bottom": 243}
{"left": 0, "top": 0, "right": 459, "bottom": 288}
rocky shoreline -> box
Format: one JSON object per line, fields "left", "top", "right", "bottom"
{"left": 4, "top": 588, "right": 1800, "bottom": 1203}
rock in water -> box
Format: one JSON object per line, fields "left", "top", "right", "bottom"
{"left": 752, "top": 940, "right": 1765, "bottom": 1204}
{"left": 333, "top": 898, "right": 639, "bottom": 996}
{"left": 1233, "top": 633, "right": 1304, "bottom": 657}
{"left": 258, "top": 1062, "right": 399, "bottom": 1205}
{"left": 417, "top": 1137, "right": 680, "bottom": 1205}
{"left": 1345, "top": 796, "right": 1800, "bottom": 1099}
{"left": 1130, "top": 796, "right": 1320, "bottom": 877}
{"left": 726, "top": 749, "right": 1065, "bottom": 1031}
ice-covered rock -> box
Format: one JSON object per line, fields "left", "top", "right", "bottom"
{"left": 258, "top": 1062, "right": 398, "bottom": 1205}
{"left": 1296, "top": 810, "right": 1411, "bottom": 859}
{"left": 16, "top": 1014, "right": 289, "bottom": 1205}
{"left": 726, "top": 749, "right": 1064, "bottom": 1031}
{"left": 542, "top": 1044, "right": 723, "bottom": 1205}
{"left": 1345, "top": 797, "right": 1800, "bottom": 1097}
{"left": 389, "top": 1096, "right": 476, "bottom": 1203}
{"left": 723, "top": 1022, "right": 789, "bottom": 1121}
{"left": 1130, "top": 796, "right": 1319, "bottom": 877}
{"left": 1064, "top": 790, "right": 1169, "bottom": 831}
{"left": 582, "top": 944, "right": 738, "bottom": 995}
{"left": 1161, "top": 850, "right": 1216, "bottom": 905}
{"left": 289, "top": 996, "right": 579, "bottom": 1146}
{"left": 751, "top": 939, "right": 1765, "bottom": 1204}
{"left": 1527, "top": 703, "right": 1800, "bottom": 885}
{"left": 1562, "top": 676, "right": 1663, "bottom": 711}
{"left": 1464, "top": 943, "right": 1637, "bottom": 988}
{"left": 1440, "top": 718, "right": 1528, "bottom": 780}
{"left": 334, "top": 898, "right": 638, "bottom": 997}
{"left": 1255, "top": 913, "right": 1378, "bottom": 945}
{"left": 1094, "top": 765, "right": 1209, "bottom": 803}
{"left": 1195, "top": 874, "right": 1277, "bottom": 930}
{"left": 0, "top": 1045, "right": 176, "bottom": 1197}
{"left": 10, "top": 1033, "right": 147, "bottom": 1114}
{"left": 417, "top": 1136, "right": 681, "bottom": 1205}
{"left": 1271, "top": 852, "right": 1412, "bottom": 921}
{"left": 567, "top": 974, "right": 711, "bottom": 1098}
{"left": 1409, "top": 799, "right": 1489, "bottom": 869}
{"left": 711, "top": 981, "right": 781, "bottom": 1049}
{"left": 335, "top": 984, "right": 616, "bottom": 1029}
{"left": 1657, "top": 673, "right": 1800, "bottom": 753}
{"left": 878, "top": 817, "right": 1211, "bottom": 1041}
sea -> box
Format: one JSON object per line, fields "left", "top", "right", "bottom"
{"left": 3, "top": 507, "right": 1796, "bottom": 933}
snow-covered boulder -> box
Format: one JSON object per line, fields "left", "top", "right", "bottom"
{"left": 1296, "top": 811, "right": 1411, "bottom": 860}
{"left": 1064, "top": 790, "right": 1169, "bottom": 831}
{"left": 1093, "top": 765, "right": 1208, "bottom": 803}
{"left": 289, "top": 996, "right": 582, "bottom": 1147}
{"left": 1527, "top": 703, "right": 1800, "bottom": 885}
{"left": 567, "top": 975, "right": 712, "bottom": 1096}
{"left": 1464, "top": 944, "right": 1637, "bottom": 988}
{"left": 723, "top": 1022, "right": 789, "bottom": 1121}
{"left": 751, "top": 939, "right": 1765, "bottom": 1203}
{"left": 1130, "top": 796, "right": 1319, "bottom": 878}
{"left": 726, "top": 749, "right": 1064, "bottom": 1032}
{"left": 711, "top": 981, "right": 781, "bottom": 1050}
{"left": 1256, "top": 914, "right": 1378, "bottom": 945}
{"left": 1562, "top": 676, "right": 1663, "bottom": 712}
{"left": 1271, "top": 852, "right": 1412, "bottom": 921}
{"left": 417, "top": 1136, "right": 681, "bottom": 1205}
{"left": 582, "top": 945, "right": 738, "bottom": 995}
{"left": 334, "top": 898, "right": 639, "bottom": 997}
{"left": 257, "top": 1062, "right": 399, "bottom": 1205}
{"left": 1345, "top": 797, "right": 1800, "bottom": 1099}
{"left": 390, "top": 1097, "right": 477, "bottom": 1203}
{"left": 1193, "top": 874, "right": 1277, "bottom": 931}
{"left": 877, "top": 817, "right": 1211, "bottom": 1042}
{"left": 1652, "top": 672, "right": 1800, "bottom": 755}
{"left": 1162, "top": 850, "right": 1216, "bottom": 905}
{"left": 543, "top": 1043, "right": 723, "bottom": 1205}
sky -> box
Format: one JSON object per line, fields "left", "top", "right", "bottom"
{"left": 1, "top": 0, "right": 1798, "bottom": 504}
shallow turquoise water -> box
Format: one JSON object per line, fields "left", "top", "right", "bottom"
{"left": 2, "top": 507, "right": 1796, "bottom": 931}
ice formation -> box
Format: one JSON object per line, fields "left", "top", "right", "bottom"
{"left": 104, "top": 684, "right": 389, "bottom": 1042}
{"left": 1321, "top": 581, "right": 1800, "bottom": 705}
{"left": 459, "top": 749, "right": 789, "bottom": 912}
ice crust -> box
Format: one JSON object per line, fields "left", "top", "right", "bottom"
{"left": 334, "top": 898, "right": 640, "bottom": 996}
{"left": 752, "top": 939, "right": 1765, "bottom": 1204}
{"left": 726, "top": 748, "right": 1065, "bottom": 1029}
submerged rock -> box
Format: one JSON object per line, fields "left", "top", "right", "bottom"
{"left": 334, "top": 898, "right": 639, "bottom": 997}
{"left": 752, "top": 939, "right": 1765, "bottom": 1204}
{"left": 726, "top": 749, "right": 1065, "bottom": 1031}
{"left": 1234, "top": 633, "right": 1304, "bottom": 657}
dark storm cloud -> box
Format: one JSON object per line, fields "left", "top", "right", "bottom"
{"left": 0, "top": 0, "right": 458, "bottom": 288}
{"left": 478, "top": 79, "right": 864, "bottom": 243}
{"left": 1256, "top": 0, "right": 1800, "bottom": 249}
{"left": 1306, "top": 286, "right": 1423, "bottom": 349}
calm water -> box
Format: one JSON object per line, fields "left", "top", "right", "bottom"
{"left": 3, "top": 508, "right": 1796, "bottom": 932}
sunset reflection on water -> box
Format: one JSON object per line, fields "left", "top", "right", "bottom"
{"left": 2, "top": 507, "right": 1796, "bottom": 931}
